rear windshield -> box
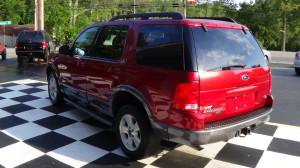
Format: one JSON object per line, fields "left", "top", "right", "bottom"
{"left": 192, "top": 28, "right": 267, "bottom": 71}
{"left": 17, "top": 31, "right": 44, "bottom": 43}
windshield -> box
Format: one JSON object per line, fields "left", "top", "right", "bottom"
{"left": 192, "top": 27, "right": 267, "bottom": 71}
{"left": 17, "top": 31, "right": 44, "bottom": 43}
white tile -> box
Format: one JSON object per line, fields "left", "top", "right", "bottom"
{"left": 59, "top": 109, "right": 90, "bottom": 121}
{"left": 228, "top": 133, "right": 273, "bottom": 150}
{"left": 47, "top": 141, "right": 109, "bottom": 168}
{"left": 0, "top": 99, "right": 19, "bottom": 108}
{"left": 15, "top": 109, "right": 55, "bottom": 122}
{"left": 36, "top": 85, "right": 48, "bottom": 90}
{"left": 3, "top": 122, "right": 50, "bottom": 141}
{"left": 205, "top": 159, "right": 250, "bottom": 168}
{"left": 143, "top": 165, "right": 160, "bottom": 168}
{"left": 0, "top": 142, "right": 44, "bottom": 167}
{"left": 13, "top": 79, "right": 45, "bottom": 84}
{"left": 54, "top": 122, "right": 102, "bottom": 140}
{"left": 138, "top": 150, "right": 169, "bottom": 165}
{"left": 0, "top": 90, "right": 27, "bottom": 98}
{"left": 273, "top": 126, "right": 300, "bottom": 142}
{"left": 24, "top": 98, "right": 52, "bottom": 108}
{"left": 0, "top": 109, "right": 11, "bottom": 118}
{"left": 175, "top": 141, "right": 227, "bottom": 159}
{"left": 256, "top": 151, "right": 300, "bottom": 168}
{"left": 31, "top": 91, "right": 49, "bottom": 98}
{"left": 6, "top": 84, "right": 33, "bottom": 91}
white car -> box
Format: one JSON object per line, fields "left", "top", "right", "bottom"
{"left": 263, "top": 49, "right": 271, "bottom": 63}
{"left": 295, "top": 51, "right": 300, "bottom": 75}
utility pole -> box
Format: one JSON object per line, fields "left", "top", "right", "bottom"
{"left": 281, "top": 12, "right": 286, "bottom": 51}
{"left": 133, "top": 0, "right": 136, "bottom": 14}
{"left": 183, "top": 0, "right": 187, "bottom": 17}
{"left": 35, "top": 0, "right": 44, "bottom": 30}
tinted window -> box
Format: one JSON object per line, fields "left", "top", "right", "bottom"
{"left": 17, "top": 31, "right": 44, "bottom": 43}
{"left": 136, "top": 25, "right": 184, "bottom": 70}
{"left": 193, "top": 28, "right": 268, "bottom": 71}
{"left": 93, "top": 25, "right": 128, "bottom": 60}
{"left": 73, "top": 27, "right": 99, "bottom": 56}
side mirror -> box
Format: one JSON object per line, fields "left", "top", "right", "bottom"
{"left": 59, "top": 45, "right": 71, "bottom": 55}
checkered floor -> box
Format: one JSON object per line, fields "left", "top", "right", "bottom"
{"left": 0, "top": 79, "right": 300, "bottom": 168}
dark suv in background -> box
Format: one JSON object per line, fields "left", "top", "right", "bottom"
{"left": 47, "top": 12, "right": 273, "bottom": 160}
{"left": 15, "top": 30, "right": 54, "bottom": 64}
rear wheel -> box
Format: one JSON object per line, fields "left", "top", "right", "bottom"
{"left": 17, "top": 56, "right": 23, "bottom": 64}
{"left": 295, "top": 68, "right": 300, "bottom": 75}
{"left": 116, "top": 105, "right": 159, "bottom": 160}
{"left": 48, "top": 72, "right": 65, "bottom": 106}
{"left": 1, "top": 52, "right": 6, "bottom": 60}
{"left": 44, "top": 49, "right": 49, "bottom": 62}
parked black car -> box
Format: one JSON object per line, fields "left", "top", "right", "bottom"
{"left": 15, "top": 30, "right": 54, "bottom": 63}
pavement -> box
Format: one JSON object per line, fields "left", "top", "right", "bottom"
{"left": 0, "top": 79, "right": 300, "bottom": 168}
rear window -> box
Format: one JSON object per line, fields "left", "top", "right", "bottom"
{"left": 193, "top": 28, "right": 267, "bottom": 71}
{"left": 17, "top": 31, "right": 44, "bottom": 43}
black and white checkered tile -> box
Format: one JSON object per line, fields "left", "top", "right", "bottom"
{"left": 1, "top": 79, "right": 300, "bottom": 168}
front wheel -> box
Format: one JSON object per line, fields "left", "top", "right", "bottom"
{"left": 116, "top": 105, "right": 159, "bottom": 160}
{"left": 295, "top": 68, "right": 300, "bottom": 75}
{"left": 48, "top": 72, "right": 65, "bottom": 106}
{"left": 17, "top": 56, "right": 23, "bottom": 64}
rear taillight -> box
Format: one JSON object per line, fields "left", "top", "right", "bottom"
{"left": 42, "top": 41, "right": 47, "bottom": 48}
{"left": 296, "top": 52, "right": 299, "bottom": 59}
{"left": 15, "top": 42, "right": 18, "bottom": 48}
{"left": 172, "top": 82, "right": 199, "bottom": 112}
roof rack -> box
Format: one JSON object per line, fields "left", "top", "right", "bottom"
{"left": 188, "top": 17, "right": 237, "bottom": 23}
{"left": 110, "top": 12, "right": 185, "bottom": 21}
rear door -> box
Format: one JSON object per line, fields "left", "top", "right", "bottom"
{"left": 192, "top": 27, "right": 271, "bottom": 123}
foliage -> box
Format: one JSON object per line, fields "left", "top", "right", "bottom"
{"left": 3, "top": 0, "right": 300, "bottom": 51}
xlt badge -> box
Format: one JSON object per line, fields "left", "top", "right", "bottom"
{"left": 242, "top": 74, "right": 250, "bottom": 80}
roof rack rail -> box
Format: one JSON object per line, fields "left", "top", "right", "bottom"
{"left": 188, "top": 17, "right": 237, "bottom": 23}
{"left": 110, "top": 12, "right": 184, "bottom": 21}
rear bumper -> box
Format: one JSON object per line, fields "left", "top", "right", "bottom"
{"left": 156, "top": 107, "right": 272, "bottom": 146}
{"left": 294, "top": 59, "right": 300, "bottom": 68}
{"left": 16, "top": 50, "right": 45, "bottom": 57}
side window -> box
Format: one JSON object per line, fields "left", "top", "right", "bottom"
{"left": 136, "top": 25, "right": 184, "bottom": 70}
{"left": 93, "top": 25, "right": 128, "bottom": 60}
{"left": 73, "top": 27, "right": 99, "bottom": 56}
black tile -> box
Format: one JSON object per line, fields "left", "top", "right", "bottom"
{"left": 0, "top": 132, "right": 18, "bottom": 148}
{"left": 83, "top": 153, "right": 146, "bottom": 168}
{"left": 152, "top": 150, "right": 210, "bottom": 168}
{"left": 160, "top": 140, "right": 179, "bottom": 149}
{"left": 0, "top": 96, "right": 4, "bottom": 100}
{"left": 215, "top": 143, "right": 264, "bottom": 167}
{"left": 81, "top": 130, "right": 119, "bottom": 151}
{"left": 253, "top": 124, "right": 278, "bottom": 136}
{"left": 19, "top": 88, "right": 45, "bottom": 94}
{"left": 26, "top": 83, "right": 47, "bottom": 88}
{"left": 41, "top": 105, "right": 74, "bottom": 114}
{"left": 18, "top": 155, "right": 72, "bottom": 168}
{"left": 0, "top": 164, "right": 4, "bottom": 168}
{"left": 268, "top": 138, "right": 300, "bottom": 157}
{"left": 2, "top": 104, "right": 35, "bottom": 114}
{"left": 82, "top": 118, "right": 110, "bottom": 129}
{"left": 34, "top": 115, "right": 76, "bottom": 130}
{"left": 0, "top": 83, "right": 19, "bottom": 88}
{"left": 0, "top": 116, "right": 28, "bottom": 130}
{"left": 11, "top": 95, "right": 40, "bottom": 103}
{"left": 25, "top": 132, "right": 75, "bottom": 153}
{"left": 0, "top": 88, "right": 13, "bottom": 94}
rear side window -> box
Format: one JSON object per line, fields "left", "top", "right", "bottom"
{"left": 17, "top": 31, "right": 44, "bottom": 43}
{"left": 137, "top": 25, "right": 184, "bottom": 71}
{"left": 193, "top": 28, "right": 268, "bottom": 71}
{"left": 93, "top": 25, "right": 128, "bottom": 60}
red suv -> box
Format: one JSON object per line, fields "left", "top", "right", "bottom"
{"left": 46, "top": 12, "right": 273, "bottom": 159}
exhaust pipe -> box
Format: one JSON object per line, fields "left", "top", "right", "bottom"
{"left": 240, "top": 127, "right": 251, "bottom": 137}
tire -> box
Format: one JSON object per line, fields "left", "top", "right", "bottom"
{"left": 295, "top": 68, "right": 300, "bottom": 75}
{"left": 1, "top": 52, "right": 6, "bottom": 60}
{"left": 48, "top": 72, "right": 65, "bottom": 106}
{"left": 115, "top": 105, "right": 159, "bottom": 160}
{"left": 17, "top": 56, "right": 23, "bottom": 64}
{"left": 44, "top": 49, "right": 49, "bottom": 62}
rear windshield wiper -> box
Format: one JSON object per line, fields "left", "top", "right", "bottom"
{"left": 221, "top": 64, "right": 246, "bottom": 70}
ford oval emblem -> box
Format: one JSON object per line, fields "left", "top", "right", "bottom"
{"left": 242, "top": 74, "right": 250, "bottom": 80}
